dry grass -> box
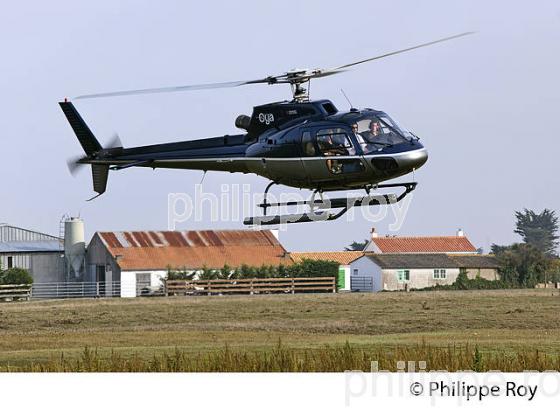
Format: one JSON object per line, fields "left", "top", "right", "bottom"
{"left": 10, "top": 343, "right": 560, "bottom": 372}
{"left": 1, "top": 289, "right": 560, "bottom": 371}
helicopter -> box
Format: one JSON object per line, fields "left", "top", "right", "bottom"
{"left": 60, "top": 32, "right": 473, "bottom": 225}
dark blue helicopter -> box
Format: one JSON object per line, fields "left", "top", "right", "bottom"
{"left": 61, "top": 32, "right": 472, "bottom": 225}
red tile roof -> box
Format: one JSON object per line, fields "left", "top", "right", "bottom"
{"left": 371, "top": 236, "right": 477, "bottom": 253}
{"left": 96, "top": 230, "right": 291, "bottom": 270}
{"left": 290, "top": 251, "right": 364, "bottom": 265}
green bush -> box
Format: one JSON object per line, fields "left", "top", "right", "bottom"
{"left": 419, "top": 270, "right": 513, "bottom": 291}
{"left": 165, "top": 260, "right": 339, "bottom": 282}
{"left": 0, "top": 267, "right": 33, "bottom": 285}
{"left": 166, "top": 266, "right": 196, "bottom": 281}
{"left": 286, "top": 259, "right": 339, "bottom": 279}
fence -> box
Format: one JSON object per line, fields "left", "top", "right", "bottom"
{"left": 0, "top": 284, "right": 32, "bottom": 301}
{"left": 350, "top": 276, "right": 374, "bottom": 292}
{"left": 535, "top": 282, "right": 560, "bottom": 289}
{"left": 165, "top": 277, "right": 336, "bottom": 296}
{"left": 31, "top": 281, "right": 123, "bottom": 299}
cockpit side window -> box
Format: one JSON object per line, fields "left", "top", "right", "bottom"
{"left": 301, "top": 131, "right": 316, "bottom": 156}
{"left": 316, "top": 128, "right": 355, "bottom": 156}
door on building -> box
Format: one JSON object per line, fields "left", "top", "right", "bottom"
{"left": 337, "top": 267, "right": 346, "bottom": 289}
{"left": 96, "top": 265, "right": 106, "bottom": 295}
{"left": 136, "top": 273, "right": 151, "bottom": 296}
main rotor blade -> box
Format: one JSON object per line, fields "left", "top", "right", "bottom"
{"left": 75, "top": 79, "right": 270, "bottom": 100}
{"left": 328, "top": 32, "right": 475, "bottom": 73}
{"left": 73, "top": 32, "right": 474, "bottom": 100}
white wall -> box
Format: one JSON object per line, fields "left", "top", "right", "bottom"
{"left": 343, "top": 265, "right": 351, "bottom": 291}
{"left": 120, "top": 270, "right": 167, "bottom": 297}
{"left": 382, "top": 268, "right": 460, "bottom": 290}
{"left": 349, "top": 256, "right": 383, "bottom": 292}
{"left": 337, "top": 265, "right": 351, "bottom": 291}
{"left": 349, "top": 257, "right": 464, "bottom": 292}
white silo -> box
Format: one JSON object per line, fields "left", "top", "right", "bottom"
{"left": 64, "top": 217, "right": 85, "bottom": 279}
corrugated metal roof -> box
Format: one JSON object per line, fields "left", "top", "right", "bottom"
{"left": 0, "top": 240, "right": 62, "bottom": 253}
{"left": 372, "top": 236, "right": 477, "bottom": 253}
{"left": 99, "top": 230, "right": 279, "bottom": 249}
{"left": 0, "top": 224, "right": 60, "bottom": 243}
{"left": 96, "top": 230, "right": 291, "bottom": 270}
{"left": 290, "top": 251, "right": 363, "bottom": 265}
{"left": 364, "top": 253, "right": 499, "bottom": 269}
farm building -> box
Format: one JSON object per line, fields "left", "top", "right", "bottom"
{"left": 350, "top": 253, "right": 500, "bottom": 292}
{"left": 0, "top": 223, "right": 64, "bottom": 282}
{"left": 290, "top": 251, "right": 363, "bottom": 291}
{"left": 363, "top": 228, "right": 478, "bottom": 254}
{"left": 86, "top": 229, "right": 292, "bottom": 297}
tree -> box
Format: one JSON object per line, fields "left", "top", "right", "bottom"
{"left": 344, "top": 239, "right": 369, "bottom": 251}
{"left": 514, "top": 209, "right": 559, "bottom": 257}
{"left": 492, "top": 243, "right": 550, "bottom": 286}
{"left": 0, "top": 267, "right": 33, "bottom": 284}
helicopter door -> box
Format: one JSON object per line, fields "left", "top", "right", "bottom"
{"left": 300, "top": 127, "right": 365, "bottom": 181}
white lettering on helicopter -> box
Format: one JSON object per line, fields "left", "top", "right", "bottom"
{"left": 258, "top": 113, "right": 275, "bottom": 125}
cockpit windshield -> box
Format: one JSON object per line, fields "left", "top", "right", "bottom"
{"left": 350, "top": 114, "right": 411, "bottom": 154}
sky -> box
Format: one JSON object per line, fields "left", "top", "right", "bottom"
{"left": 1, "top": 0, "right": 559, "bottom": 252}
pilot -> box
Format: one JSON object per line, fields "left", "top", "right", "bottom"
{"left": 360, "top": 120, "right": 381, "bottom": 142}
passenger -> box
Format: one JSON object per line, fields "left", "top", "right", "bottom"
{"left": 318, "top": 135, "right": 335, "bottom": 154}
{"left": 319, "top": 134, "right": 347, "bottom": 156}
{"left": 332, "top": 134, "right": 350, "bottom": 155}
{"left": 352, "top": 123, "right": 368, "bottom": 151}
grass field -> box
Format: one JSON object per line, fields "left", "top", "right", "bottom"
{"left": 1, "top": 289, "right": 560, "bottom": 371}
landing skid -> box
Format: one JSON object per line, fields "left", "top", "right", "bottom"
{"left": 243, "top": 182, "right": 417, "bottom": 226}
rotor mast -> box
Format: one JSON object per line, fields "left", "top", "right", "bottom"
{"left": 285, "top": 69, "right": 312, "bottom": 102}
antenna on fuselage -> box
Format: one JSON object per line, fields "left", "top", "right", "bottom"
{"left": 340, "top": 89, "right": 354, "bottom": 110}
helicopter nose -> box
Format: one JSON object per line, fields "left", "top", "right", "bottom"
{"left": 413, "top": 148, "right": 428, "bottom": 169}
{"left": 399, "top": 147, "right": 428, "bottom": 171}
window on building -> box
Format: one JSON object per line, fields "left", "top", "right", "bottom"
{"left": 397, "top": 270, "right": 410, "bottom": 282}
{"left": 7, "top": 256, "right": 13, "bottom": 269}
{"left": 433, "top": 269, "right": 447, "bottom": 279}
{"left": 353, "top": 269, "right": 359, "bottom": 276}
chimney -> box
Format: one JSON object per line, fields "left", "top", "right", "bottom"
{"left": 457, "top": 228, "right": 464, "bottom": 237}
{"left": 370, "top": 227, "right": 378, "bottom": 239}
